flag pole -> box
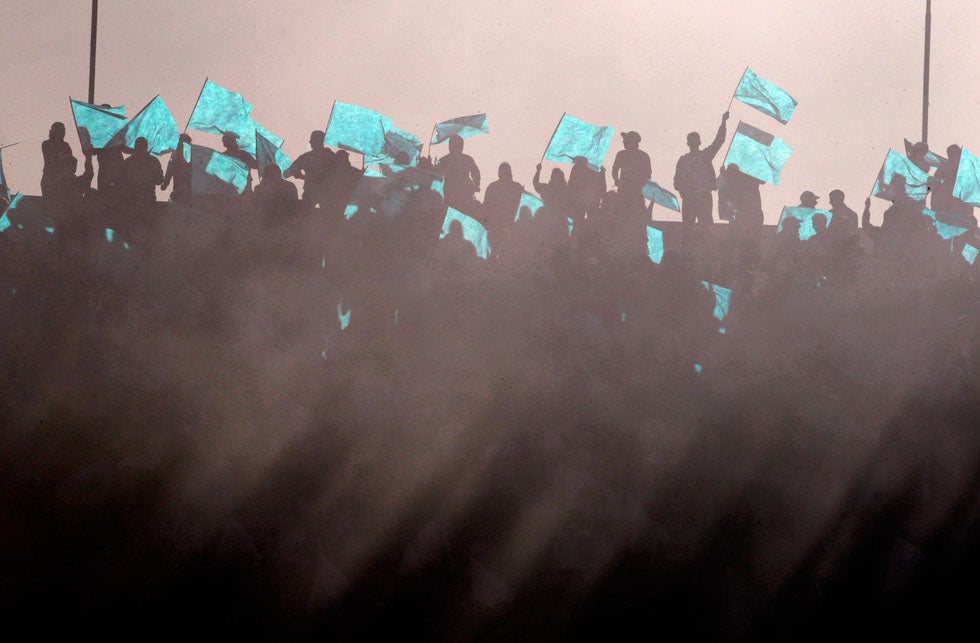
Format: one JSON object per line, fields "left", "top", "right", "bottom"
{"left": 185, "top": 78, "right": 208, "bottom": 133}
{"left": 88, "top": 0, "right": 98, "bottom": 104}
{"left": 425, "top": 124, "right": 436, "bottom": 158}
{"left": 728, "top": 66, "right": 747, "bottom": 112}
{"left": 542, "top": 112, "right": 566, "bottom": 165}
{"left": 0, "top": 142, "right": 19, "bottom": 151}
{"left": 922, "top": 0, "right": 931, "bottom": 145}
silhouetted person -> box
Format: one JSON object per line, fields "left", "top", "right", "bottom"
{"left": 326, "top": 150, "right": 363, "bottom": 218}
{"left": 908, "top": 140, "right": 932, "bottom": 174}
{"left": 611, "top": 131, "right": 651, "bottom": 222}
{"left": 568, "top": 156, "right": 606, "bottom": 224}
{"left": 49, "top": 152, "right": 95, "bottom": 210}
{"left": 222, "top": 132, "right": 258, "bottom": 193}
{"left": 720, "top": 164, "right": 764, "bottom": 271}
{"left": 254, "top": 164, "right": 298, "bottom": 219}
{"left": 437, "top": 135, "right": 481, "bottom": 215}
{"left": 930, "top": 145, "right": 975, "bottom": 229}
{"left": 41, "top": 122, "right": 73, "bottom": 199}
{"left": 285, "top": 130, "right": 336, "bottom": 209}
{"left": 827, "top": 189, "right": 859, "bottom": 235}
{"left": 533, "top": 163, "right": 571, "bottom": 243}
{"left": 162, "top": 133, "right": 193, "bottom": 204}
{"left": 798, "top": 190, "right": 819, "bottom": 209}
{"left": 482, "top": 162, "right": 524, "bottom": 253}
{"left": 122, "top": 137, "right": 163, "bottom": 207}
{"left": 674, "top": 112, "right": 729, "bottom": 230}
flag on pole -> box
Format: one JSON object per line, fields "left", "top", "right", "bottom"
{"left": 922, "top": 208, "right": 968, "bottom": 240}
{"left": 187, "top": 79, "right": 254, "bottom": 136}
{"left": 646, "top": 225, "right": 665, "bottom": 264}
{"left": 440, "top": 206, "right": 491, "bottom": 259}
{"left": 431, "top": 114, "right": 489, "bottom": 145}
{"left": 70, "top": 99, "right": 127, "bottom": 151}
{"left": 642, "top": 180, "right": 680, "bottom": 211}
{"left": 367, "top": 126, "right": 423, "bottom": 166}
{"left": 255, "top": 131, "right": 291, "bottom": 176}
{"left": 777, "top": 206, "right": 834, "bottom": 240}
{"left": 952, "top": 147, "right": 980, "bottom": 207}
{"left": 324, "top": 101, "right": 393, "bottom": 158}
{"left": 733, "top": 68, "right": 798, "bottom": 124}
{"left": 723, "top": 121, "right": 793, "bottom": 185}
{"left": 543, "top": 113, "right": 614, "bottom": 169}
{"left": 903, "top": 139, "right": 945, "bottom": 169}
{"left": 872, "top": 149, "right": 930, "bottom": 202}
{"left": 107, "top": 96, "right": 179, "bottom": 156}
{"left": 189, "top": 144, "right": 249, "bottom": 195}
{"left": 514, "top": 191, "right": 544, "bottom": 223}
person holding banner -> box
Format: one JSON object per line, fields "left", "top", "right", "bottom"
{"left": 437, "top": 135, "right": 481, "bottom": 216}
{"left": 673, "top": 112, "right": 729, "bottom": 231}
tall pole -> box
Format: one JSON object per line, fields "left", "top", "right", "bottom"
{"left": 922, "top": 0, "right": 931, "bottom": 145}
{"left": 88, "top": 0, "right": 98, "bottom": 104}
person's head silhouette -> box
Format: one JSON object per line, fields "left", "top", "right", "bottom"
{"left": 448, "top": 135, "right": 464, "bottom": 155}
{"left": 49, "top": 122, "right": 66, "bottom": 141}
{"left": 134, "top": 137, "right": 149, "bottom": 154}
{"left": 621, "top": 131, "right": 640, "bottom": 151}
{"left": 800, "top": 190, "right": 819, "bottom": 209}
{"left": 310, "top": 130, "right": 325, "bottom": 149}
{"left": 686, "top": 131, "right": 701, "bottom": 152}
{"left": 222, "top": 132, "right": 240, "bottom": 151}
{"left": 498, "top": 162, "right": 512, "bottom": 181}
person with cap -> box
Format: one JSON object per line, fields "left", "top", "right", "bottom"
{"left": 673, "top": 112, "right": 729, "bottom": 232}
{"left": 611, "top": 130, "right": 651, "bottom": 222}
{"left": 798, "top": 190, "right": 819, "bottom": 209}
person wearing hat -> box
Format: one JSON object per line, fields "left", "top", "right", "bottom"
{"left": 799, "top": 190, "right": 819, "bottom": 209}
{"left": 611, "top": 130, "right": 651, "bottom": 222}
{"left": 673, "top": 111, "right": 729, "bottom": 234}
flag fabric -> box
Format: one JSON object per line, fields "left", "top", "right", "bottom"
{"left": 701, "top": 281, "right": 732, "bottom": 321}
{"left": 778, "top": 206, "right": 834, "bottom": 240}
{"left": 733, "top": 68, "right": 798, "bottom": 125}
{"left": 642, "top": 180, "right": 680, "bottom": 211}
{"left": 646, "top": 225, "right": 665, "bottom": 264}
{"left": 723, "top": 121, "right": 793, "bottom": 185}
{"left": 324, "top": 101, "right": 393, "bottom": 158}
{"left": 922, "top": 208, "right": 968, "bottom": 240}
{"left": 953, "top": 147, "right": 980, "bottom": 207}
{"left": 366, "top": 126, "right": 423, "bottom": 166}
{"left": 873, "top": 149, "right": 930, "bottom": 203}
{"left": 440, "top": 206, "right": 491, "bottom": 259}
{"left": 255, "top": 130, "right": 292, "bottom": 176}
{"left": 543, "top": 113, "right": 614, "bottom": 170}
{"left": 431, "top": 114, "right": 490, "bottom": 145}
{"left": 0, "top": 193, "right": 21, "bottom": 232}
{"left": 514, "top": 191, "right": 544, "bottom": 223}
{"left": 70, "top": 99, "right": 127, "bottom": 151}
{"left": 187, "top": 79, "right": 254, "bottom": 137}
{"left": 963, "top": 244, "right": 978, "bottom": 265}
{"left": 0, "top": 149, "right": 9, "bottom": 204}
{"left": 903, "top": 139, "right": 946, "bottom": 168}
{"left": 108, "top": 96, "right": 179, "bottom": 156}
{"left": 189, "top": 144, "right": 250, "bottom": 195}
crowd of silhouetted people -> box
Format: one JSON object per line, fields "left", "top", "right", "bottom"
{"left": 0, "top": 117, "right": 978, "bottom": 642}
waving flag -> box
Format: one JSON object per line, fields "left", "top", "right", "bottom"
{"left": 872, "top": 149, "right": 930, "bottom": 203}
{"left": 514, "top": 191, "right": 544, "bottom": 223}
{"left": 70, "top": 99, "right": 127, "bottom": 151}
{"left": 324, "top": 101, "right": 393, "bottom": 158}
{"left": 367, "top": 126, "right": 423, "bottom": 166}
{"left": 701, "top": 281, "right": 732, "bottom": 322}
{"left": 723, "top": 121, "right": 793, "bottom": 186}
{"left": 642, "top": 180, "right": 680, "bottom": 211}
{"left": 922, "top": 208, "right": 968, "bottom": 240}
{"left": 952, "top": 147, "right": 980, "bottom": 207}
{"left": 903, "top": 139, "right": 945, "bottom": 169}
{"left": 187, "top": 79, "right": 254, "bottom": 136}
{"left": 543, "top": 113, "right": 614, "bottom": 169}
{"left": 189, "top": 144, "right": 249, "bottom": 195}
{"left": 646, "top": 226, "right": 665, "bottom": 264}
{"left": 778, "top": 206, "right": 834, "bottom": 240}
{"left": 255, "top": 130, "right": 291, "bottom": 176}
{"left": 963, "top": 244, "right": 978, "bottom": 265}
{"left": 733, "top": 68, "right": 798, "bottom": 124}
{"left": 431, "top": 114, "right": 489, "bottom": 145}
{"left": 440, "top": 206, "right": 491, "bottom": 259}
{"left": 107, "top": 96, "right": 179, "bottom": 156}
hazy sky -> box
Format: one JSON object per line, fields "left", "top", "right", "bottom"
{"left": 2, "top": 0, "right": 978, "bottom": 223}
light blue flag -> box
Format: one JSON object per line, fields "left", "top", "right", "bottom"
{"left": 255, "top": 130, "right": 292, "bottom": 176}
{"left": 0, "top": 193, "right": 54, "bottom": 235}
{"left": 723, "top": 121, "right": 793, "bottom": 186}
{"left": 189, "top": 144, "right": 249, "bottom": 195}
{"left": 778, "top": 206, "right": 834, "bottom": 240}
{"left": 70, "top": 99, "right": 127, "bottom": 151}
{"left": 701, "top": 281, "right": 732, "bottom": 321}
{"left": 0, "top": 149, "right": 9, "bottom": 204}
{"left": 646, "top": 225, "right": 665, "bottom": 263}
{"left": 325, "top": 101, "right": 393, "bottom": 158}
{"left": 543, "top": 113, "right": 614, "bottom": 169}
{"left": 642, "top": 180, "right": 680, "bottom": 211}
{"left": 514, "top": 191, "right": 544, "bottom": 222}
{"left": 872, "top": 149, "right": 930, "bottom": 202}
{"left": 440, "top": 206, "right": 491, "bottom": 259}
{"left": 431, "top": 114, "right": 489, "bottom": 145}
{"left": 733, "top": 68, "right": 798, "bottom": 125}
{"left": 952, "top": 147, "right": 980, "bottom": 207}
{"left": 108, "top": 96, "right": 179, "bottom": 156}
{"left": 366, "top": 126, "right": 423, "bottom": 166}
{"left": 922, "top": 208, "right": 968, "bottom": 240}
{"left": 187, "top": 79, "right": 254, "bottom": 137}
{"left": 0, "top": 193, "right": 20, "bottom": 232}
{"left": 963, "top": 244, "right": 978, "bottom": 265}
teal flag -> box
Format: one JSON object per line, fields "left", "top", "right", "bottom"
{"left": 872, "top": 149, "right": 930, "bottom": 202}
{"left": 963, "top": 244, "right": 978, "bottom": 265}
{"left": 922, "top": 208, "right": 968, "bottom": 240}
{"left": 108, "top": 96, "right": 179, "bottom": 156}
{"left": 543, "top": 113, "right": 614, "bottom": 169}
{"left": 514, "top": 191, "right": 544, "bottom": 222}
{"left": 642, "top": 180, "right": 680, "bottom": 211}
{"left": 189, "top": 144, "right": 249, "bottom": 195}
{"left": 903, "top": 139, "right": 945, "bottom": 168}
{"left": 0, "top": 193, "right": 20, "bottom": 231}
{"left": 723, "top": 121, "right": 793, "bottom": 186}
{"left": 952, "top": 147, "right": 980, "bottom": 207}
{"left": 440, "top": 206, "right": 490, "bottom": 259}
{"left": 255, "top": 130, "right": 292, "bottom": 175}
{"left": 646, "top": 225, "right": 665, "bottom": 264}
{"left": 325, "top": 101, "right": 393, "bottom": 158}
{"left": 366, "top": 126, "right": 423, "bottom": 166}
{"left": 0, "top": 149, "right": 9, "bottom": 204}
{"left": 733, "top": 68, "right": 798, "bottom": 124}
{"left": 701, "top": 281, "right": 732, "bottom": 321}
{"left": 70, "top": 99, "right": 127, "bottom": 151}
{"left": 431, "top": 114, "right": 489, "bottom": 145}
{"left": 187, "top": 79, "right": 254, "bottom": 137}
{"left": 778, "top": 206, "right": 834, "bottom": 240}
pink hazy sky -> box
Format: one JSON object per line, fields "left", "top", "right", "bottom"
{"left": 2, "top": 0, "right": 978, "bottom": 223}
